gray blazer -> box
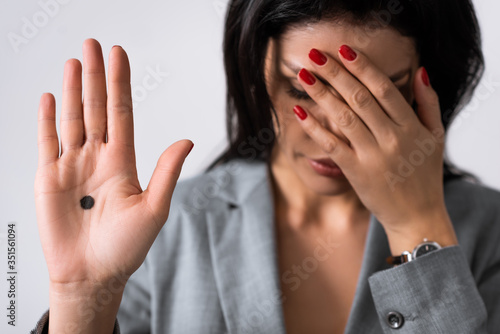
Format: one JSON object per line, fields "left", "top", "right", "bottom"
{"left": 32, "top": 158, "right": 500, "bottom": 333}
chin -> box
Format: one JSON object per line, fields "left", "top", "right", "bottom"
{"left": 306, "top": 180, "right": 352, "bottom": 196}
{"left": 298, "top": 164, "right": 353, "bottom": 196}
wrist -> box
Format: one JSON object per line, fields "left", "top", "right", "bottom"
{"left": 48, "top": 280, "right": 125, "bottom": 334}
{"left": 49, "top": 280, "right": 126, "bottom": 303}
{"left": 383, "top": 208, "right": 458, "bottom": 256}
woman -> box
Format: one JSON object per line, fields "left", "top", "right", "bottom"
{"left": 32, "top": 0, "right": 500, "bottom": 333}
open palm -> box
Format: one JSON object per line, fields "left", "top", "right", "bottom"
{"left": 34, "top": 39, "right": 192, "bottom": 287}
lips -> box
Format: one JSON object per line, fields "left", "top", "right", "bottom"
{"left": 306, "top": 157, "right": 344, "bottom": 178}
{"left": 310, "top": 158, "right": 338, "bottom": 168}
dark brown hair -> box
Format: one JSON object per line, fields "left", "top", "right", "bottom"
{"left": 207, "top": 0, "right": 484, "bottom": 184}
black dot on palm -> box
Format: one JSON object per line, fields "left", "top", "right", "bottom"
{"left": 80, "top": 196, "right": 95, "bottom": 210}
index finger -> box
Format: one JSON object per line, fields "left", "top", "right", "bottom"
{"left": 106, "top": 45, "right": 134, "bottom": 149}
{"left": 338, "top": 45, "right": 418, "bottom": 126}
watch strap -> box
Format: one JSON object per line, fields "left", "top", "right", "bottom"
{"left": 386, "top": 251, "right": 413, "bottom": 265}
{"left": 386, "top": 239, "right": 441, "bottom": 266}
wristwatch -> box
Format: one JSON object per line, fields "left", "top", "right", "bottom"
{"left": 386, "top": 238, "right": 441, "bottom": 265}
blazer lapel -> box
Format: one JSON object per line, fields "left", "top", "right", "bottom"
{"left": 206, "top": 160, "right": 286, "bottom": 334}
{"left": 344, "top": 214, "right": 393, "bottom": 333}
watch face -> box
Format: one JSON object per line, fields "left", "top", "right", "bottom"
{"left": 414, "top": 243, "right": 439, "bottom": 257}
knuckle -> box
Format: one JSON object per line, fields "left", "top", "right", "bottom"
{"left": 327, "top": 64, "right": 342, "bottom": 78}
{"left": 63, "top": 143, "right": 81, "bottom": 151}
{"left": 111, "top": 103, "right": 131, "bottom": 115}
{"left": 84, "top": 68, "right": 105, "bottom": 76}
{"left": 38, "top": 135, "right": 57, "bottom": 144}
{"left": 321, "top": 139, "right": 337, "bottom": 154}
{"left": 375, "top": 80, "right": 394, "bottom": 100}
{"left": 111, "top": 94, "right": 133, "bottom": 114}
{"left": 336, "top": 109, "right": 357, "bottom": 128}
{"left": 352, "top": 88, "right": 372, "bottom": 109}
{"left": 113, "top": 138, "right": 134, "bottom": 149}
{"left": 305, "top": 116, "right": 319, "bottom": 133}
{"left": 379, "top": 128, "right": 394, "bottom": 142}
{"left": 38, "top": 114, "right": 56, "bottom": 122}
{"left": 86, "top": 130, "right": 103, "bottom": 142}
{"left": 158, "top": 164, "right": 179, "bottom": 178}
{"left": 429, "top": 93, "right": 441, "bottom": 109}
{"left": 313, "top": 85, "right": 330, "bottom": 100}
{"left": 385, "top": 132, "right": 400, "bottom": 152}
{"left": 60, "top": 112, "right": 82, "bottom": 122}
{"left": 84, "top": 97, "right": 106, "bottom": 110}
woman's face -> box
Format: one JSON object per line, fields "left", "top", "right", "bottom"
{"left": 264, "top": 20, "right": 419, "bottom": 196}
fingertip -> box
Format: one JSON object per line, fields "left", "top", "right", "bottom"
{"left": 63, "top": 59, "right": 82, "bottom": 88}
{"left": 83, "top": 38, "right": 101, "bottom": 50}
{"left": 64, "top": 58, "right": 82, "bottom": 69}
{"left": 162, "top": 139, "right": 194, "bottom": 161}
{"left": 413, "top": 67, "right": 442, "bottom": 131}
{"left": 40, "top": 92, "right": 53, "bottom": 99}
{"left": 413, "top": 67, "right": 432, "bottom": 100}
{"left": 82, "top": 38, "right": 104, "bottom": 64}
{"left": 339, "top": 44, "right": 358, "bottom": 62}
{"left": 108, "top": 44, "right": 130, "bottom": 71}
{"left": 39, "top": 93, "right": 55, "bottom": 109}
{"left": 110, "top": 45, "right": 126, "bottom": 58}
{"left": 110, "top": 44, "right": 124, "bottom": 55}
{"left": 293, "top": 105, "right": 308, "bottom": 120}
{"left": 174, "top": 139, "right": 194, "bottom": 157}
{"left": 110, "top": 44, "right": 127, "bottom": 56}
{"left": 421, "top": 67, "right": 431, "bottom": 87}
{"left": 37, "top": 93, "right": 59, "bottom": 164}
{"left": 187, "top": 141, "right": 194, "bottom": 156}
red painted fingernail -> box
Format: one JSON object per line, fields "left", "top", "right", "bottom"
{"left": 339, "top": 45, "right": 357, "bottom": 61}
{"left": 422, "top": 67, "right": 430, "bottom": 86}
{"left": 298, "top": 68, "right": 316, "bottom": 85}
{"left": 187, "top": 142, "right": 194, "bottom": 155}
{"left": 293, "top": 105, "right": 307, "bottom": 120}
{"left": 309, "top": 48, "right": 327, "bottom": 66}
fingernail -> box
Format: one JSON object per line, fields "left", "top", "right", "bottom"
{"left": 112, "top": 45, "right": 121, "bottom": 49}
{"left": 293, "top": 105, "right": 307, "bottom": 120}
{"left": 422, "top": 67, "right": 430, "bottom": 86}
{"left": 298, "top": 68, "right": 316, "bottom": 85}
{"left": 339, "top": 45, "right": 357, "bottom": 61}
{"left": 309, "top": 48, "right": 327, "bottom": 66}
{"left": 187, "top": 143, "right": 194, "bottom": 155}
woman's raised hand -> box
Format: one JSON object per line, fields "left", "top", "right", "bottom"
{"left": 293, "top": 45, "right": 458, "bottom": 254}
{"left": 35, "top": 39, "right": 192, "bottom": 333}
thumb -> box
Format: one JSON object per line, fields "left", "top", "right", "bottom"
{"left": 143, "top": 139, "right": 193, "bottom": 227}
{"left": 413, "top": 67, "right": 444, "bottom": 132}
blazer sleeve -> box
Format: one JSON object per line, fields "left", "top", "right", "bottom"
{"left": 29, "top": 255, "right": 152, "bottom": 334}
{"left": 30, "top": 309, "right": 121, "bottom": 334}
{"left": 368, "top": 245, "right": 493, "bottom": 333}
{"left": 116, "top": 256, "right": 152, "bottom": 334}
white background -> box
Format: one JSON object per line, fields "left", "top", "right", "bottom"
{"left": 0, "top": 0, "right": 499, "bottom": 332}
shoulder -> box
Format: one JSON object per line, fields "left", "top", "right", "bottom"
{"left": 444, "top": 177, "right": 500, "bottom": 217}
{"left": 443, "top": 178, "right": 500, "bottom": 272}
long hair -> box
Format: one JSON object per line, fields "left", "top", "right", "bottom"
{"left": 207, "top": 0, "right": 484, "bottom": 184}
